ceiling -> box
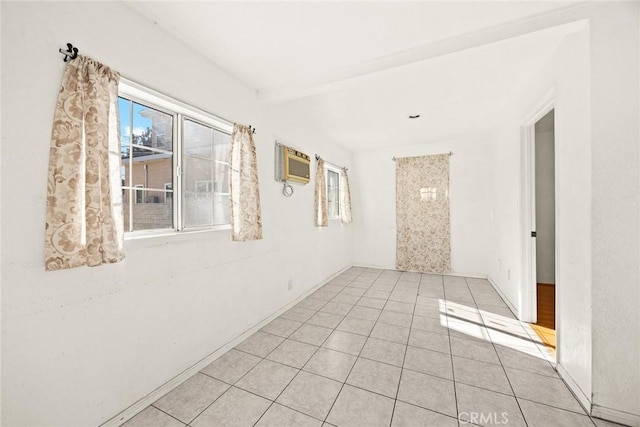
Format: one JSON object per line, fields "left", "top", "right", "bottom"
{"left": 126, "top": 1, "right": 585, "bottom": 151}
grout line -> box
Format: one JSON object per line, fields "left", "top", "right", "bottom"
{"left": 463, "top": 276, "right": 530, "bottom": 427}
{"left": 319, "top": 269, "right": 390, "bottom": 424}
{"left": 388, "top": 272, "right": 420, "bottom": 426}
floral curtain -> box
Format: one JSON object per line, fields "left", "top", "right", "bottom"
{"left": 314, "top": 158, "right": 328, "bottom": 227}
{"left": 340, "top": 167, "right": 352, "bottom": 224}
{"left": 396, "top": 154, "right": 451, "bottom": 273}
{"left": 45, "top": 56, "right": 125, "bottom": 271}
{"left": 229, "top": 124, "right": 263, "bottom": 241}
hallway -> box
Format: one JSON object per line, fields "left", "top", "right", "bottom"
{"left": 123, "top": 267, "right": 601, "bottom": 427}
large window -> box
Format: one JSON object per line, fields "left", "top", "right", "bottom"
{"left": 326, "top": 168, "right": 340, "bottom": 219}
{"left": 119, "top": 82, "right": 232, "bottom": 235}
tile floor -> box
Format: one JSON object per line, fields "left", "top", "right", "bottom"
{"left": 122, "top": 267, "right": 610, "bottom": 427}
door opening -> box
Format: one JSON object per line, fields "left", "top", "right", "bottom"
{"left": 531, "top": 110, "right": 556, "bottom": 353}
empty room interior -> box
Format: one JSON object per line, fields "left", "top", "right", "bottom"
{"left": 1, "top": 1, "right": 639, "bottom": 427}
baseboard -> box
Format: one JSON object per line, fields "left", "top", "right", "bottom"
{"left": 486, "top": 275, "right": 519, "bottom": 318}
{"left": 352, "top": 264, "right": 487, "bottom": 279}
{"left": 592, "top": 405, "right": 640, "bottom": 427}
{"left": 100, "top": 265, "right": 350, "bottom": 427}
{"left": 556, "top": 363, "right": 592, "bottom": 415}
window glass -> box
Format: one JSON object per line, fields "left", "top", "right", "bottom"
{"left": 119, "top": 97, "right": 174, "bottom": 231}
{"left": 327, "top": 169, "right": 340, "bottom": 219}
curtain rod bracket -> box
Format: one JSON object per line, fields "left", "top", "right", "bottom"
{"left": 59, "top": 42, "right": 79, "bottom": 62}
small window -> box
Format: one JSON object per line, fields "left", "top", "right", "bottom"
{"left": 118, "top": 83, "right": 232, "bottom": 235}
{"left": 326, "top": 168, "right": 340, "bottom": 219}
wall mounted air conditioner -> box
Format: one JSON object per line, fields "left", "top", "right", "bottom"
{"left": 275, "top": 142, "right": 310, "bottom": 184}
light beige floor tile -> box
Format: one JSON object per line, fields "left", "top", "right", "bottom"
{"left": 337, "top": 316, "right": 376, "bottom": 336}
{"left": 371, "top": 322, "right": 410, "bottom": 345}
{"left": 320, "top": 301, "right": 353, "bottom": 316}
{"left": 456, "top": 382, "right": 526, "bottom": 426}
{"left": 371, "top": 282, "right": 396, "bottom": 291}
{"left": 322, "top": 330, "right": 367, "bottom": 355}
{"left": 388, "top": 293, "right": 416, "bottom": 304}
{"left": 122, "top": 406, "right": 185, "bottom": 427}
{"left": 282, "top": 307, "right": 317, "bottom": 322}
{"left": 235, "top": 331, "right": 284, "bottom": 358}
{"left": 332, "top": 293, "right": 361, "bottom": 305}
{"left": 357, "top": 297, "right": 387, "bottom": 310}
{"left": 261, "top": 317, "right": 303, "bottom": 338}
{"left": 290, "top": 324, "right": 333, "bottom": 346}
{"left": 450, "top": 336, "right": 500, "bottom": 365}
{"left": 296, "top": 297, "right": 328, "bottom": 311}
{"left": 360, "top": 337, "right": 407, "bottom": 367}
{"left": 404, "top": 346, "right": 453, "bottom": 380}
{"left": 191, "top": 387, "right": 271, "bottom": 427}
{"left": 400, "top": 272, "right": 421, "bottom": 282}
{"left": 365, "top": 289, "right": 392, "bottom": 300}
{"left": 346, "top": 357, "right": 402, "bottom": 398}
{"left": 348, "top": 280, "right": 372, "bottom": 289}
{"left": 446, "top": 318, "right": 490, "bottom": 342}
{"left": 397, "top": 369, "right": 457, "bottom": 417}
{"left": 312, "top": 289, "right": 340, "bottom": 301}
{"left": 418, "top": 286, "right": 445, "bottom": 299}
{"left": 378, "top": 310, "right": 413, "bottom": 328}
{"left": 307, "top": 311, "right": 344, "bottom": 329}
{"left": 341, "top": 287, "right": 366, "bottom": 297}
{"left": 518, "top": 398, "right": 594, "bottom": 427}
{"left": 255, "top": 403, "right": 322, "bottom": 427}
{"left": 349, "top": 305, "right": 382, "bottom": 321}
{"left": 235, "top": 359, "right": 299, "bottom": 400}
{"left": 201, "top": 349, "right": 261, "bottom": 384}
{"left": 505, "top": 368, "right": 585, "bottom": 413}
{"left": 408, "top": 329, "right": 450, "bottom": 354}
{"left": 593, "top": 417, "right": 628, "bottom": 427}
{"left": 276, "top": 371, "right": 343, "bottom": 420}
{"left": 391, "top": 401, "right": 458, "bottom": 427}
{"left": 266, "top": 339, "right": 318, "bottom": 369}
{"left": 494, "top": 344, "right": 558, "bottom": 378}
{"left": 326, "top": 385, "right": 395, "bottom": 427}
{"left": 383, "top": 300, "right": 415, "bottom": 314}
{"left": 452, "top": 356, "right": 513, "bottom": 395}
{"left": 411, "top": 315, "right": 449, "bottom": 336}
{"left": 303, "top": 347, "right": 357, "bottom": 382}
{"left": 153, "top": 373, "right": 229, "bottom": 423}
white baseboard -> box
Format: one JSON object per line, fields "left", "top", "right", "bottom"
{"left": 555, "top": 363, "right": 592, "bottom": 415}
{"left": 100, "top": 266, "right": 350, "bottom": 427}
{"left": 486, "top": 275, "right": 519, "bottom": 318}
{"left": 592, "top": 405, "right": 640, "bottom": 427}
{"left": 352, "top": 264, "right": 487, "bottom": 279}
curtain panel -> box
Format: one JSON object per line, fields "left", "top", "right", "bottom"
{"left": 229, "top": 124, "right": 263, "bottom": 241}
{"left": 314, "top": 158, "right": 328, "bottom": 227}
{"left": 340, "top": 167, "right": 352, "bottom": 224}
{"left": 395, "top": 154, "right": 451, "bottom": 273}
{"left": 45, "top": 56, "right": 125, "bottom": 271}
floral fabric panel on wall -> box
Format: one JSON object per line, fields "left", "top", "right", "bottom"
{"left": 395, "top": 154, "right": 451, "bottom": 273}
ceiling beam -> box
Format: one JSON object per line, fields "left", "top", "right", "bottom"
{"left": 257, "top": 2, "right": 590, "bottom": 103}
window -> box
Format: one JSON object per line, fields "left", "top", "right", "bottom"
{"left": 119, "top": 81, "right": 232, "bottom": 235}
{"left": 326, "top": 168, "right": 340, "bottom": 219}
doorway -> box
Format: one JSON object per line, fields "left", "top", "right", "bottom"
{"left": 531, "top": 110, "right": 556, "bottom": 353}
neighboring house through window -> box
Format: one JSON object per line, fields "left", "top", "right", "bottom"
{"left": 119, "top": 81, "right": 232, "bottom": 234}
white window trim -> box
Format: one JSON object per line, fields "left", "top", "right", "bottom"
{"left": 119, "top": 79, "right": 233, "bottom": 240}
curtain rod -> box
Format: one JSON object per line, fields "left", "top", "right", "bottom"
{"left": 392, "top": 151, "right": 453, "bottom": 161}
{"left": 58, "top": 42, "right": 256, "bottom": 134}
{"left": 315, "top": 154, "right": 348, "bottom": 172}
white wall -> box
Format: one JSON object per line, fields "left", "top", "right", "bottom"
{"left": 588, "top": 3, "right": 640, "bottom": 421}
{"left": 534, "top": 113, "right": 555, "bottom": 285}
{"left": 352, "top": 136, "right": 491, "bottom": 277}
{"left": 489, "top": 2, "right": 640, "bottom": 423}
{"left": 0, "top": 2, "right": 352, "bottom": 426}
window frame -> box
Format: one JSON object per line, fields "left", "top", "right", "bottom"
{"left": 119, "top": 79, "right": 233, "bottom": 239}
{"left": 325, "top": 164, "right": 341, "bottom": 220}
